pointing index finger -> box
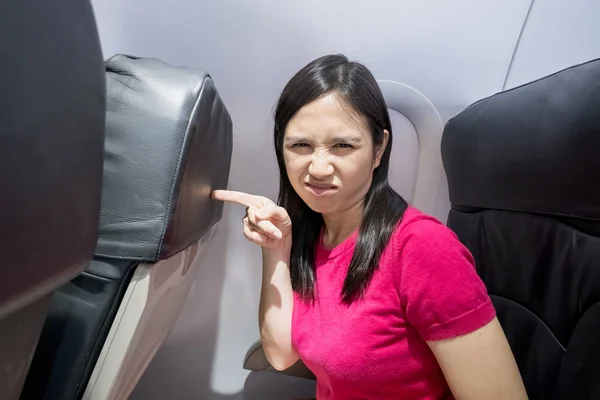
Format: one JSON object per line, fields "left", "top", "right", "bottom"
{"left": 211, "top": 190, "right": 259, "bottom": 208}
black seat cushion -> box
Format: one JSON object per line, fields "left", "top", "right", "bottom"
{"left": 441, "top": 58, "right": 600, "bottom": 400}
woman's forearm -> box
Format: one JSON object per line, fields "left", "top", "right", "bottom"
{"left": 258, "top": 241, "right": 299, "bottom": 371}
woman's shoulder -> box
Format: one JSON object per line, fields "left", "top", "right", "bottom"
{"left": 388, "top": 206, "right": 470, "bottom": 263}
{"left": 394, "top": 206, "right": 457, "bottom": 242}
{"left": 390, "top": 207, "right": 495, "bottom": 342}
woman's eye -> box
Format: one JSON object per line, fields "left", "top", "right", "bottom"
{"left": 335, "top": 143, "right": 353, "bottom": 149}
{"left": 291, "top": 143, "right": 309, "bottom": 148}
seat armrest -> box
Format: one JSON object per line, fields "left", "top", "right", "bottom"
{"left": 243, "top": 339, "right": 316, "bottom": 380}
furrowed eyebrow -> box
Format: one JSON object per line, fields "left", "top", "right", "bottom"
{"left": 331, "top": 136, "right": 361, "bottom": 144}
{"left": 284, "top": 136, "right": 362, "bottom": 144}
{"left": 284, "top": 136, "right": 308, "bottom": 143}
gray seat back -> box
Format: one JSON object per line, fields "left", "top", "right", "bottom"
{"left": 22, "top": 54, "right": 233, "bottom": 400}
{"left": 97, "top": 54, "right": 232, "bottom": 261}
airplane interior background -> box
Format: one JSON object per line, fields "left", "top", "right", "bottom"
{"left": 1, "top": 0, "right": 600, "bottom": 399}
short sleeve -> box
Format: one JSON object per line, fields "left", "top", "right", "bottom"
{"left": 395, "top": 218, "right": 496, "bottom": 342}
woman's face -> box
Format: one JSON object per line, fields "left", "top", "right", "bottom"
{"left": 283, "top": 93, "right": 387, "bottom": 217}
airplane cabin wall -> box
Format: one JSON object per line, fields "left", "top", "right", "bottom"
{"left": 505, "top": 0, "right": 600, "bottom": 90}
{"left": 88, "top": 0, "right": 600, "bottom": 398}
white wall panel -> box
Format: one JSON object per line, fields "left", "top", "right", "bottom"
{"left": 505, "top": 0, "right": 600, "bottom": 89}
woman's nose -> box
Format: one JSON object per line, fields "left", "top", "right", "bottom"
{"left": 308, "top": 153, "right": 334, "bottom": 179}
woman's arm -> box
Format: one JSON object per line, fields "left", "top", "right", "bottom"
{"left": 395, "top": 218, "right": 528, "bottom": 399}
{"left": 211, "top": 190, "right": 298, "bottom": 371}
{"left": 428, "top": 317, "right": 528, "bottom": 400}
{"left": 259, "top": 244, "right": 300, "bottom": 371}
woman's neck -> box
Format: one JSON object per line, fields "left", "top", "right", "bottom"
{"left": 321, "top": 201, "right": 363, "bottom": 249}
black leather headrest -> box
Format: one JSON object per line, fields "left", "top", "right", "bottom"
{"left": 96, "top": 55, "right": 233, "bottom": 261}
{"left": 442, "top": 58, "right": 600, "bottom": 221}
{"left": 0, "top": 0, "right": 106, "bottom": 317}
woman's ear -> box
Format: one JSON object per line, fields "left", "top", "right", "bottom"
{"left": 374, "top": 129, "right": 389, "bottom": 169}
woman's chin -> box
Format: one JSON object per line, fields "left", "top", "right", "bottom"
{"left": 296, "top": 189, "right": 341, "bottom": 215}
{"left": 302, "top": 199, "right": 338, "bottom": 215}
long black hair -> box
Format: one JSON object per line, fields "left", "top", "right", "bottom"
{"left": 274, "top": 54, "right": 408, "bottom": 304}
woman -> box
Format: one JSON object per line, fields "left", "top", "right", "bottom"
{"left": 212, "top": 54, "right": 527, "bottom": 400}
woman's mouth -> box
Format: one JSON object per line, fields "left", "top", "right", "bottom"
{"left": 305, "top": 183, "right": 338, "bottom": 196}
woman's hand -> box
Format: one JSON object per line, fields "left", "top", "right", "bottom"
{"left": 211, "top": 190, "right": 292, "bottom": 252}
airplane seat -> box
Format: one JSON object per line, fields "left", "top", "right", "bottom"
{"left": 441, "top": 58, "right": 600, "bottom": 400}
{"left": 243, "top": 80, "right": 445, "bottom": 380}
{"left": 0, "top": 0, "right": 105, "bottom": 399}
{"left": 21, "top": 54, "right": 233, "bottom": 400}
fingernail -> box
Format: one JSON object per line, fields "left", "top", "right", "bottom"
{"left": 273, "top": 231, "right": 282, "bottom": 239}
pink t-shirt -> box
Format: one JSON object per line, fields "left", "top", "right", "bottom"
{"left": 291, "top": 206, "right": 496, "bottom": 400}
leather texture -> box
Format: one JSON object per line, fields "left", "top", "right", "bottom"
{"left": 20, "top": 259, "right": 137, "bottom": 400}
{"left": 97, "top": 54, "right": 233, "bottom": 261}
{"left": 0, "top": 0, "right": 106, "bottom": 319}
{"left": 442, "top": 58, "right": 600, "bottom": 400}
{"left": 442, "top": 57, "right": 600, "bottom": 220}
